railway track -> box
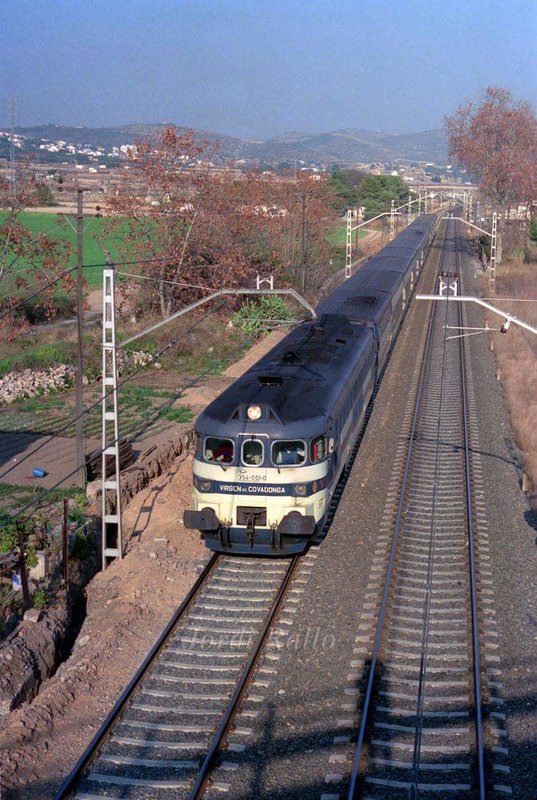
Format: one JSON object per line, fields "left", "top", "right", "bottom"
{"left": 54, "top": 553, "right": 300, "bottom": 800}
{"left": 343, "top": 217, "right": 490, "bottom": 798}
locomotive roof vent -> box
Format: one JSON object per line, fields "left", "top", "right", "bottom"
{"left": 258, "top": 375, "right": 283, "bottom": 387}
{"left": 349, "top": 295, "right": 377, "bottom": 306}
{"left": 311, "top": 324, "right": 326, "bottom": 339}
{"left": 282, "top": 350, "right": 301, "bottom": 364}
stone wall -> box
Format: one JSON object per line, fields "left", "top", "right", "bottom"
{"left": 0, "top": 366, "right": 75, "bottom": 405}
{"left": 0, "top": 351, "right": 153, "bottom": 406}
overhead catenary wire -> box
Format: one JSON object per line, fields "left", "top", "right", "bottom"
{"left": 116, "top": 270, "right": 214, "bottom": 292}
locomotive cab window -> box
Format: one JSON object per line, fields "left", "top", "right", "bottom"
{"left": 310, "top": 435, "right": 327, "bottom": 463}
{"left": 272, "top": 440, "right": 306, "bottom": 466}
{"left": 242, "top": 438, "right": 264, "bottom": 466}
{"left": 204, "top": 437, "right": 234, "bottom": 464}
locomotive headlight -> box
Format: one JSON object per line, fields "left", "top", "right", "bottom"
{"left": 200, "top": 480, "right": 211, "bottom": 491}
{"left": 247, "top": 405, "right": 262, "bottom": 420}
{"left": 295, "top": 484, "right": 307, "bottom": 496}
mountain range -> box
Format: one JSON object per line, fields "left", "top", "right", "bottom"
{"left": 7, "top": 123, "right": 448, "bottom": 166}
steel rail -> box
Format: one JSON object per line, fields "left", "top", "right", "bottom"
{"left": 455, "top": 224, "right": 487, "bottom": 800}
{"left": 346, "top": 218, "right": 450, "bottom": 799}
{"left": 188, "top": 554, "right": 300, "bottom": 799}
{"left": 53, "top": 552, "right": 220, "bottom": 800}
{"left": 408, "top": 239, "right": 454, "bottom": 789}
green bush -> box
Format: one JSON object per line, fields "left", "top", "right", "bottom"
{"left": 0, "top": 512, "right": 17, "bottom": 554}
{"left": 232, "top": 296, "right": 293, "bottom": 336}
{"left": 71, "top": 530, "right": 93, "bottom": 560}
{"left": 25, "top": 545, "right": 38, "bottom": 569}
{"left": 68, "top": 508, "right": 86, "bottom": 527}
{"left": 0, "top": 341, "right": 77, "bottom": 378}
{"left": 529, "top": 218, "right": 537, "bottom": 242}
{"left": 32, "top": 589, "right": 49, "bottom": 610}
{"left": 0, "top": 528, "right": 17, "bottom": 554}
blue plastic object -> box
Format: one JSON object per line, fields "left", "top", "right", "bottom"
{"left": 32, "top": 468, "right": 46, "bottom": 478}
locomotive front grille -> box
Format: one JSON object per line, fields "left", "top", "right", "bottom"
{"left": 236, "top": 506, "right": 267, "bottom": 526}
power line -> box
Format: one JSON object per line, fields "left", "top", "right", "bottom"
{"left": 0, "top": 265, "right": 78, "bottom": 323}
{"left": 116, "top": 270, "right": 214, "bottom": 292}
{"left": 0, "top": 299, "right": 224, "bottom": 494}
{"left": 1, "top": 217, "right": 73, "bottom": 266}
{"left": 0, "top": 256, "right": 212, "bottom": 321}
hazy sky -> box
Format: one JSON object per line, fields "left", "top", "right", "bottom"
{"left": 2, "top": 0, "right": 536, "bottom": 138}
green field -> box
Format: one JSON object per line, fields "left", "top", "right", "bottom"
{"left": 4, "top": 212, "right": 366, "bottom": 288}
{"left": 0, "top": 211, "right": 127, "bottom": 288}
{"left": 328, "top": 223, "right": 369, "bottom": 247}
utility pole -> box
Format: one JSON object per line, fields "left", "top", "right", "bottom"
{"left": 390, "top": 199, "right": 395, "bottom": 241}
{"left": 75, "top": 188, "right": 85, "bottom": 487}
{"left": 490, "top": 211, "right": 498, "bottom": 294}
{"left": 300, "top": 192, "right": 307, "bottom": 293}
{"left": 345, "top": 208, "right": 353, "bottom": 279}
{"left": 102, "top": 262, "right": 123, "bottom": 567}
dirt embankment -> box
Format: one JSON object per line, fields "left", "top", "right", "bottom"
{"left": 0, "top": 458, "right": 208, "bottom": 800}
{"left": 488, "top": 257, "right": 537, "bottom": 505}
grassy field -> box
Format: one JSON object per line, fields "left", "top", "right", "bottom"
{"left": 4, "top": 212, "right": 363, "bottom": 288}
{"left": 328, "top": 223, "right": 369, "bottom": 247}
{"left": 0, "top": 211, "right": 126, "bottom": 288}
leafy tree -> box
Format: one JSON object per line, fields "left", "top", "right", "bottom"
{"left": 36, "top": 183, "right": 55, "bottom": 206}
{"left": 444, "top": 87, "right": 537, "bottom": 215}
{"left": 358, "top": 175, "right": 411, "bottom": 220}
{"left": 276, "top": 172, "right": 338, "bottom": 294}
{"left": 327, "top": 169, "right": 365, "bottom": 213}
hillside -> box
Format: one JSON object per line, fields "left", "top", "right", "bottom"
{"left": 3, "top": 123, "right": 448, "bottom": 166}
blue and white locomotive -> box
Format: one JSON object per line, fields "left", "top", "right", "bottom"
{"left": 184, "top": 215, "right": 438, "bottom": 555}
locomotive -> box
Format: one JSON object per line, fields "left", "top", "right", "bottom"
{"left": 183, "top": 214, "right": 438, "bottom": 555}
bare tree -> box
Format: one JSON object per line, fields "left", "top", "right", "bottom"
{"left": 0, "top": 162, "right": 73, "bottom": 329}
{"left": 444, "top": 87, "right": 537, "bottom": 216}
{"left": 105, "top": 128, "right": 337, "bottom": 316}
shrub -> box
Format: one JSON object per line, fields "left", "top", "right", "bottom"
{"left": 0, "top": 528, "right": 17, "bottom": 554}
{"left": 68, "top": 508, "right": 86, "bottom": 527}
{"left": 33, "top": 589, "right": 49, "bottom": 610}
{"left": 529, "top": 218, "right": 537, "bottom": 242}
{"left": 0, "top": 513, "right": 17, "bottom": 554}
{"left": 25, "top": 545, "right": 38, "bottom": 569}
{"left": 232, "top": 295, "right": 293, "bottom": 336}
{"left": 71, "top": 530, "right": 93, "bottom": 560}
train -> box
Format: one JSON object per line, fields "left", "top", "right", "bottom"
{"left": 183, "top": 214, "right": 439, "bottom": 555}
